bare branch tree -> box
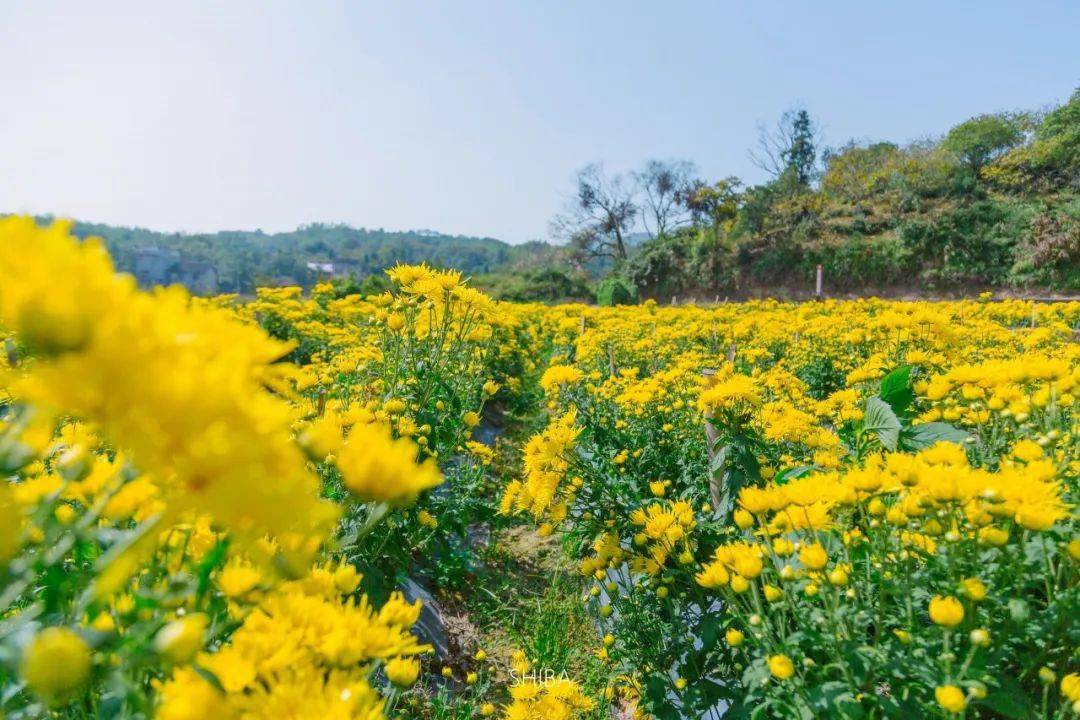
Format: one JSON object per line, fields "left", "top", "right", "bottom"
{"left": 634, "top": 159, "right": 697, "bottom": 239}
{"left": 551, "top": 163, "right": 638, "bottom": 262}
{"left": 749, "top": 118, "right": 793, "bottom": 180}
{"left": 749, "top": 108, "right": 821, "bottom": 186}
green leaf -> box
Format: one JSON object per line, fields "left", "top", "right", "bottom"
{"left": 709, "top": 439, "right": 761, "bottom": 517}
{"left": 689, "top": 678, "right": 731, "bottom": 707}
{"left": 983, "top": 675, "right": 1039, "bottom": 719}
{"left": 696, "top": 613, "right": 724, "bottom": 650}
{"left": 718, "top": 467, "right": 749, "bottom": 518}
{"left": 95, "top": 695, "right": 125, "bottom": 720}
{"left": 864, "top": 396, "right": 902, "bottom": 450}
{"left": 195, "top": 538, "right": 230, "bottom": 603}
{"left": 878, "top": 365, "right": 914, "bottom": 415}
{"left": 192, "top": 664, "right": 227, "bottom": 694}
{"left": 806, "top": 681, "right": 858, "bottom": 716}
{"left": 773, "top": 465, "right": 814, "bottom": 485}
{"left": 708, "top": 443, "right": 730, "bottom": 512}
{"left": 900, "top": 422, "right": 969, "bottom": 451}
{"left": 643, "top": 675, "right": 671, "bottom": 706}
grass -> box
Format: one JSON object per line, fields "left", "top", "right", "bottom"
{"left": 398, "top": 376, "right": 613, "bottom": 719}
{"left": 396, "top": 524, "right": 612, "bottom": 719}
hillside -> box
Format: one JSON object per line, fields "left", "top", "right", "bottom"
{"left": 620, "top": 91, "right": 1080, "bottom": 299}
{"left": 49, "top": 219, "right": 560, "bottom": 295}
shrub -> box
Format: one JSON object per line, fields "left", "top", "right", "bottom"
{"left": 626, "top": 232, "right": 695, "bottom": 299}
{"left": 596, "top": 275, "right": 639, "bottom": 306}
{"left": 900, "top": 200, "right": 1031, "bottom": 284}
{"left": 1010, "top": 211, "right": 1080, "bottom": 289}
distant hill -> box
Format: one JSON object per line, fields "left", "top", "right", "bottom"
{"left": 41, "top": 218, "right": 563, "bottom": 294}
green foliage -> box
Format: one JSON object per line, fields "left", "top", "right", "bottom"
{"left": 685, "top": 177, "right": 742, "bottom": 234}
{"left": 475, "top": 267, "right": 592, "bottom": 302}
{"left": 785, "top": 109, "right": 818, "bottom": 187}
{"left": 805, "top": 235, "right": 915, "bottom": 289}
{"left": 736, "top": 233, "right": 806, "bottom": 285}
{"left": 842, "top": 367, "right": 969, "bottom": 458}
{"left": 690, "top": 231, "right": 739, "bottom": 290}
{"left": 943, "top": 113, "right": 1025, "bottom": 175}
{"left": 899, "top": 199, "right": 1033, "bottom": 284}
{"left": 1010, "top": 207, "right": 1080, "bottom": 289}
{"left": 863, "top": 396, "right": 903, "bottom": 450}
{"left": 821, "top": 141, "right": 904, "bottom": 204}
{"left": 53, "top": 219, "right": 545, "bottom": 295}
{"left": 877, "top": 365, "right": 915, "bottom": 416}
{"left": 793, "top": 356, "right": 847, "bottom": 400}
{"left": 595, "top": 276, "right": 638, "bottom": 306}
{"left": 625, "top": 230, "right": 695, "bottom": 299}
{"left": 984, "top": 89, "right": 1080, "bottom": 192}
{"left": 622, "top": 90, "right": 1074, "bottom": 298}
{"left": 356, "top": 273, "right": 392, "bottom": 296}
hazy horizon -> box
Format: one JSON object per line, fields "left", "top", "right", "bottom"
{"left": 2, "top": 1, "right": 1078, "bottom": 244}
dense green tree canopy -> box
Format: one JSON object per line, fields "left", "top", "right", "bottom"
{"left": 943, "top": 113, "right": 1025, "bottom": 175}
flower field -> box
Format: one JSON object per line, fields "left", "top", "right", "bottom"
{"left": 0, "top": 217, "right": 1077, "bottom": 719}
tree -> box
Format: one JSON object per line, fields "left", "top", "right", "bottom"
{"left": 552, "top": 164, "right": 638, "bottom": 262}
{"left": 634, "top": 159, "right": 697, "bottom": 239}
{"left": 983, "top": 90, "right": 1080, "bottom": 191}
{"left": 943, "top": 113, "right": 1024, "bottom": 175}
{"left": 787, "top": 110, "right": 818, "bottom": 186}
{"left": 1038, "top": 88, "right": 1080, "bottom": 141}
{"left": 523, "top": 267, "right": 592, "bottom": 302}
{"left": 684, "top": 177, "right": 742, "bottom": 240}
{"left": 820, "top": 141, "right": 902, "bottom": 205}
{"left": 750, "top": 108, "right": 820, "bottom": 187}
{"left": 626, "top": 230, "right": 694, "bottom": 298}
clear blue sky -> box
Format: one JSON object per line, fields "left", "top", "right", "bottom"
{"left": 1, "top": 1, "right": 1077, "bottom": 243}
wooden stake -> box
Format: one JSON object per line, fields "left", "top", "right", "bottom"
{"left": 701, "top": 368, "right": 724, "bottom": 510}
